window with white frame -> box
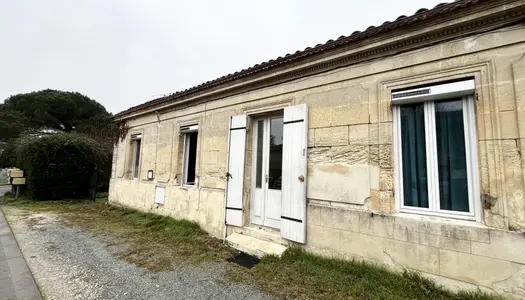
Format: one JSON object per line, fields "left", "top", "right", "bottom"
{"left": 181, "top": 124, "right": 198, "bottom": 185}
{"left": 131, "top": 134, "right": 142, "bottom": 179}
{"left": 392, "top": 79, "right": 480, "bottom": 220}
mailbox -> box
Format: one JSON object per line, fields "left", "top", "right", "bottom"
{"left": 8, "top": 169, "right": 23, "bottom": 178}
{"left": 7, "top": 168, "right": 26, "bottom": 199}
{"left": 11, "top": 178, "right": 26, "bottom": 185}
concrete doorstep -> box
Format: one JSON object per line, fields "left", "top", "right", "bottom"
{"left": 0, "top": 208, "right": 42, "bottom": 300}
{"left": 226, "top": 233, "right": 287, "bottom": 258}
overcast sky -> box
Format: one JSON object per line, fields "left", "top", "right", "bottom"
{"left": 0, "top": 0, "right": 446, "bottom": 114}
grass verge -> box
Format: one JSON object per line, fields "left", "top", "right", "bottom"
{"left": 2, "top": 196, "right": 502, "bottom": 300}
{"left": 1, "top": 196, "right": 233, "bottom": 272}
{"left": 229, "top": 248, "right": 502, "bottom": 300}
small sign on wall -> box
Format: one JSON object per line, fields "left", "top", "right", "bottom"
{"left": 155, "top": 185, "right": 165, "bottom": 205}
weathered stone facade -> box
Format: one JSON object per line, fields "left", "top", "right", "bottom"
{"left": 110, "top": 2, "right": 525, "bottom": 297}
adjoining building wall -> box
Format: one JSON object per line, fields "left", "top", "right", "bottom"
{"left": 109, "top": 23, "right": 525, "bottom": 297}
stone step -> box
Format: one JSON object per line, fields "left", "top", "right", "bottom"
{"left": 241, "top": 226, "right": 283, "bottom": 245}
{"left": 225, "top": 233, "right": 287, "bottom": 258}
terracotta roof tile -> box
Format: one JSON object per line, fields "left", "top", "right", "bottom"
{"left": 116, "top": 0, "right": 487, "bottom": 117}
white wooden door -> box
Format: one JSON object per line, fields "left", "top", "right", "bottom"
{"left": 281, "top": 104, "right": 308, "bottom": 243}
{"left": 250, "top": 116, "right": 283, "bottom": 229}
{"left": 225, "top": 115, "right": 247, "bottom": 227}
{"left": 251, "top": 119, "right": 266, "bottom": 226}
{"left": 265, "top": 116, "right": 284, "bottom": 228}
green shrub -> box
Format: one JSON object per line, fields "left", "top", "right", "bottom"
{"left": 94, "top": 142, "right": 112, "bottom": 193}
{"left": 14, "top": 133, "right": 107, "bottom": 200}
{"left": 0, "top": 139, "right": 20, "bottom": 168}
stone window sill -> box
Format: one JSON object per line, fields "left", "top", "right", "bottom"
{"left": 393, "top": 212, "right": 489, "bottom": 229}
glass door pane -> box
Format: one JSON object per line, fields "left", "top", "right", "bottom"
{"left": 400, "top": 104, "right": 429, "bottom": 208}
{"left": 268, "top": 117, "right": 283, "bottom": 190}
{"left": 255, "top": 120, "right": 264, "bottom": 188}
{"left": 435, "top": 100, "right": 469, "bottom": 212}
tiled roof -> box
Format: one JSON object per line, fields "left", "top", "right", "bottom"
{"left": 116, "top": 0, "right": 486, "bottom": 118}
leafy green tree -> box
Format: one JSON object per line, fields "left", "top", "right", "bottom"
{"left": 0, "top": 110, "right": 29, "bottom": 140}
{"left": 0, "top": 89, "right": 110, "bottom": 139}
{"left": 0, "top": 89, "right": 117, "bottom": 192}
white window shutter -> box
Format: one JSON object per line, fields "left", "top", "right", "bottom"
{"left": 281, "top": 104, "right": 308, "bottom": 243}
{"left": 225, "top": 114, "right": 247, "bottom": 227}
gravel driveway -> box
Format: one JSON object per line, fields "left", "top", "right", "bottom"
{"left": 3, "top": 208, "right": 272, "bottom": 300}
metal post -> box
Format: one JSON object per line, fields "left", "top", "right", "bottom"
{"left": 15, "top": 185, "right": 20, "bottom": 199}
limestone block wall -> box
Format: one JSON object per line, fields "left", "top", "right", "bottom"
{"left": 198, "top": 108, "right": 232, "bottom": 190}
{"left": 297, "top": 27, "right": 525, "bottom": 296}
{"left": 295, "top": 26, "right": 525, "bottom": 296}
{"left": 306, "top": 204, "right": 525, "bottom": 296}
{"left": 108, "top": 24, "right": 525, "bottom": 297}
{"left": 156, "top": 122, "right": 174, "bottom": 183}
{"left": 108, "top": 179, "right": 225, "bottom": 237}
{"left": 109, "top": 104, "right": 228, "bottom": 238}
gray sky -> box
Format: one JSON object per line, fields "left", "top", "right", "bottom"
{"left": 0, "top": 0, "right": 445, "bottom": 114}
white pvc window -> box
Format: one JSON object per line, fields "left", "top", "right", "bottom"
{"left": 131, "top": 135, "right": 142, "bottom": 180}
{"left": 393, "top": 80, "right": 480, "bottom": 221}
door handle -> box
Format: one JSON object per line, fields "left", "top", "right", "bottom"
{"left": 298, "top": 175, "right": 305, "bottom": 182}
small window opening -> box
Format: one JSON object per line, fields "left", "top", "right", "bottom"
{"left": 183, "top": 132, "right": 198, "bottom": 185}
{"left": 131, "top": 137, "right": 141, "bottom": 179}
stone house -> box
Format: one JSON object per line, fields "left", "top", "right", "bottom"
{"left": 109, "top": 0, "right": 525, "bottom": 297}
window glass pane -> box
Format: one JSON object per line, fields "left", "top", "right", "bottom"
{"left": 133, "top": 139, "right": 141, "bottom": 178}
{"left": 255, "top": 120, "right": 264, "bottom": 188}
{"left": 268, "top": 117, "right": 283, "bottom": 190}
{"left": 400, "top": 104, "right": 429, "bottom": 208}
{"left": 186, "top": 132, "right": 198, "bottom": 184}
{"left": 435, "top": 100, "right": 469, "bottom": 212}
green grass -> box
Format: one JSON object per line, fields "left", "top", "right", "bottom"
{"left": 229, "top": 248, "right": 501, "bottom": 300}
{"left": 1, "top": 196, "right": 233, "bottom": 272}
{"left": 2, "top": 196, "right": 502, "bottom": 300}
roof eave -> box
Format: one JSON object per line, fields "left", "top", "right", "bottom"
{"left": 114, "top": 0, "right": 521, "bottom": 120}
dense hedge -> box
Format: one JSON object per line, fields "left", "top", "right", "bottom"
{"left": 0, "top": 139, "right": 18, "bottom": 168}
{"left": 9, "top": 133, "right": 108, "bottom": 200}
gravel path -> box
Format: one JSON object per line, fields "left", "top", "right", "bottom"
{"left": 3, "top": 208, "right": 272, "bottom": 300}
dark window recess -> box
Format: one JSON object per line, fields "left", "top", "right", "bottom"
{"left": 133, "top": 139, "right": 141, "bottom": 179}
{"left": 186, "top": 132, "right": 198, "bottom": 184}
